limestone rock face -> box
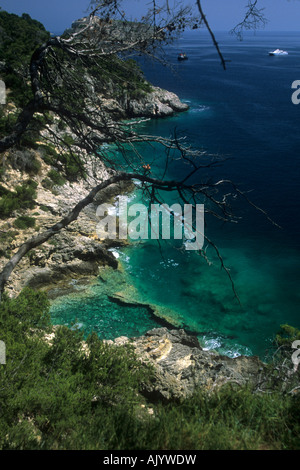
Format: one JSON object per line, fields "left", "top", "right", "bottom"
{"left": 113, "top": 328, "right": 266, "bottom": 401}
{"left": 125, "top": 87, "right": 189, "bottom": 118}
{"left": 0, "top": 156, "right": 129, "bottom": 296}
{"left": 67, "top": 17, "right": 189, "bottom": 120}
{"left": 99, "top": 86, "right": 189, "bottom": 119}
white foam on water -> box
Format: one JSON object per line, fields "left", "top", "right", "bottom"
{"left": 189, "top": 105, "right": 210, "bottom": 113}
{"left": 201, "top": 334, "right": 252, "bottom": 358}
{"left": 108, "top": 248, "right": 120, "bottom": 259}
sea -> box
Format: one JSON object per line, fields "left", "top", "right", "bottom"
{"left": 50, "top": 30, "right": 300, "bottom": 359}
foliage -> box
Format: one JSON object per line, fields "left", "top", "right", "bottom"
{"left": 39, "top": 204, "right": 50, "bottom": 212}
{"left": 13, "top": 215, "right": 36, "bottom": 230}
{"left": 89, "top": 55, "right": 153, "bottom": 100}
{"left": 40, "top": 143, "right": 85, "bottom": 182}
{"left": 0, "top": 288, "right": 152, "bottom": 450}
{"left": 275, "top": 324, "right": 300, "bottom": 347}
{"left": 0, "top": 230, "right": 18, "bottom": 257}
{"left": 0, "top": 112, "right": 18, "bottom": 139}
{"left": 41, "top": 177, "right": 54, "bottom": 190}
{"left": 47, "top": 169, "right": 66, "bottom": 187}
{"left": 0, "top": 11, "right": 50, "bottom": 107}
{"left": 0, "top": 287, "right": 299, "bottom": 450}
{"left": 55, "top": 152, "right": 86, "bottom": 182}
{"left": 129, "top": 385, "right": 300, "bottom": 451}
{"left": 0, "top": 180, "right": 37, "bottom": 218}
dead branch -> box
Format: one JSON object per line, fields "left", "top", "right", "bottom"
{"left": 195, "top": 0, "right": 227, "bottom": 70}
{"left": 230, "top": 0, "right": 267, "bottom": 39}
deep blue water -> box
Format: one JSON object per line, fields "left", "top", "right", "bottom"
{"left": 51, "top": 31, "right": 300, "bottom": 358}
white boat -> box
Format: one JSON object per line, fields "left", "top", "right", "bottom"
{"left": 269, "top": 49, "right": 288, "bottom": 56}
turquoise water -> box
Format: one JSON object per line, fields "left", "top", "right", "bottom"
{"left": 50, "top": 268, "right": 164, "bottom": 340}
{"left": 50, "top": 31, "right": 300, "bottom": 358}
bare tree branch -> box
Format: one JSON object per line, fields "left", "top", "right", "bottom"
{"left": 195, "top": 0, "right": 228, "bottom": 70}
{"left": 230, "top": 0, "right": 268, "bottom": 40}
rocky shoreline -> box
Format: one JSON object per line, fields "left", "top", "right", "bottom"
{"left": 101, "top": 86, "right": 189, "bottom": 119}
{"left": 0, "top": 68, "right": 271, "bottom": 393}
{"left": 0, "top": 83, "right": 189, "bottom": 297}
{"left": 107, "top": 327, "right": 267, "bottom": 401}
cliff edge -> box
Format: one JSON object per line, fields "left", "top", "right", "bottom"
{"left": 107, "top": 327, "right": 267, "bottom": 401}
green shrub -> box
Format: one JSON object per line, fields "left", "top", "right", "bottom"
{"left": 39, "top": 205, "right": 50, "bottom": 212}
{"left": 40, "top": 144, "right": 60, "bottom": 166}
{"left": 45, "top": 152, "right": 84, "bottom": 183}
{"left": 15, "top": 180, "right": 38, "bottom": 210}
{"left": 0, "top": 193, "right": 18, "bottom": 217}
{"left": 0, "top": 230, "right": 18, "bottom": 258}
{"left": 41, "top": 177, "right": 53, "bottom": 190}
{"left": 0, "top": 288, "right": 152, "bottom": 450}
{"left": 18, "top": 133, "right": 40, "bottom": 150}
{"left": 13, "top": 215, "right": 36, "bottom": 230}
{"left": 0, "top": 288, "right": 299, "bottom": 450}
{"left": 0, "top": 11, "right": 50, "bottom": 107}
{"left": 0, "top": 113, "right": 19, "bottom": 141}
{"left": 275, "top": 324, "right": 300, "bottom": 347}
{"left": 0, "top": 230, "right": 18, "bottom": 244}
{"left": 59, "top": 153, "right": 85, "bottom": 181}
{"left": 0, "top": 180, "right": 37, "bottom": 218}
{"left": 47, "top": 169, "right": 66, "bottom": 186}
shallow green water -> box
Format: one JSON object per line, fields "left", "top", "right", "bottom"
{"left": 50, "top": 267, "right": 164, "bottom": 340}
{"left": 50, "top": 183, "right": 299, "bottom": 358}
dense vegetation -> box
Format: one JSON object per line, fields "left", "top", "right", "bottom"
{"left": 0, "top": 288, "right": 152, "bottom": 450}
{"left": 0, "top": 288, "right": 299, "bottom": 450}
{"left": 0, "top": 10, "right": 50, "bottom": 106}
{"left": 0, "top": 179, "right": 37, "bottom": 219}
{"left": 88, "top": 55, "right": 153, "bottom": 100}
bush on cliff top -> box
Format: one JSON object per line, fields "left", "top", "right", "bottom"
{"left": 0, "top": 288, "right": 299, "bottom": 450}
{"left": 0, "top": 288, "right": 152, "bottom": 450}
{"left": 0, "top": 11, "right": 50, "bottom": 107}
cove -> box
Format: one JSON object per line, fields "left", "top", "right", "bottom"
{"left": 50, "top": 31, "right": 300, "bottom": 359}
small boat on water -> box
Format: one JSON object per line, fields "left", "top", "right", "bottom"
{"left": 178, "top": 52, "right": 188, "bottom": 61}
{"left": 269, "top": 49, "right": 288, "bottom": 56}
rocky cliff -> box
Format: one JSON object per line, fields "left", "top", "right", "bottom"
{"left": 101, "top": 86, "right": 189, "bottom": 119}
{"left": 0, "top": 79, "right": 188, "bottom": 297}
{"left": 107, "top": 328, "right": 267, "bottom": 401}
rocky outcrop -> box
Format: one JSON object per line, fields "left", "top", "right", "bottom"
{"left": 68, "top": 17, "right": 158, "bottom": 46}
{"left": 110, "top": 328, "right": 266, "bottom": 401}
{"left": 67, "top": 17, "right": 189, "bottom": 120}
{"left": 100, "top": 86, "right": 189, "bottom": 119}
{"left": 0, "top": 150, "right": 134, "bottom": 296}
{"left": 123, "top": 86, "right": 189, "bottom": 118}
